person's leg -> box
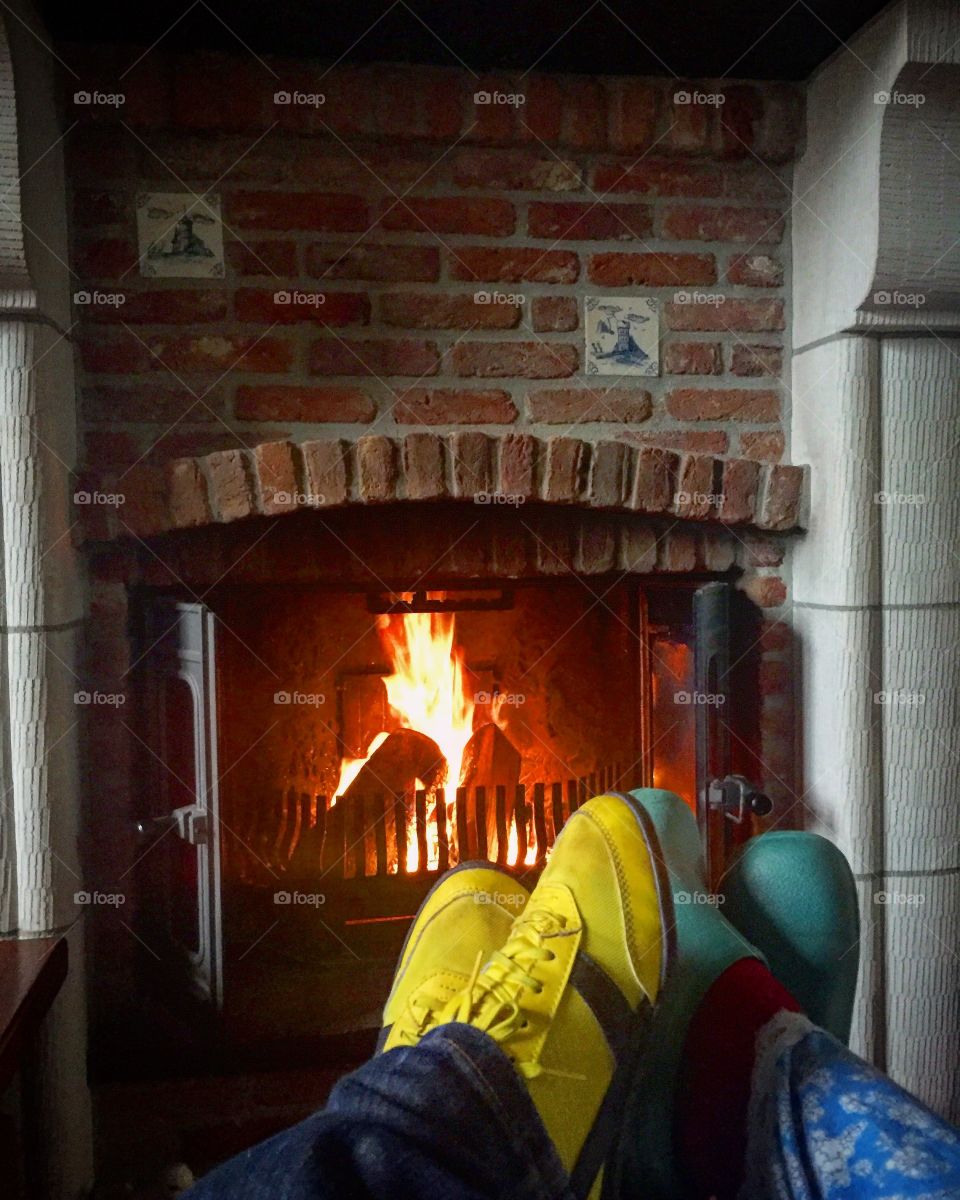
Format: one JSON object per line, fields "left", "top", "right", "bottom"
{"left": 741, "top": 1012, "right": 960, "bottom": 1200}
{"left": 616, "top": 789, "right": 960, "bottom": 1200}
{"left": 184, "top": 1023, "right": 575, "bottom": 1200}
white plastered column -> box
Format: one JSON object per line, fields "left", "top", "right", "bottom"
{"left": 793, "top": 0, "right": 960, "bottom": 1118}
{"left": 0, "top": 1, "right": 93, "bottom": 1193}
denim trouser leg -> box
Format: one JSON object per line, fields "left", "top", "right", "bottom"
{"left": 183, "top": 1024, "right": 575, "bottom": 1200}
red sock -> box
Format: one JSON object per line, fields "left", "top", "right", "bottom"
{"left": 678, "top": 958, "right": 803, "bottom": 1200}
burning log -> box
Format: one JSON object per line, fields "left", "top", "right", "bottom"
{"left": 459, "top": 723, "right": 521, "bottom": 857}
{"left": 341, "top": 728, "right": 446, "bottom": 801}
{"left": 340, "top": 729, "right": 447, "bottom": 874}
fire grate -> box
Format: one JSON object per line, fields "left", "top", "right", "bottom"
{"left": 277, "top": 764, "right": 627, "bottom": 882}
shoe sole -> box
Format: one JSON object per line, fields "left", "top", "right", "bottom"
{"left": 568, "top": 793, "right": 676, "bottom": 1200}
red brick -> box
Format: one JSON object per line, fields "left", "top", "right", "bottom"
{"left": 664, "top": 299, "right": 784, "bottom": 332}
{"left": 553, "top": 78, "right": 604, "bottom": 150}
{"left": 739, "top": 536, "right": 786, "bottom": 570}
{"left": 727, "top": 253, "right": 783, "bottom": 287}
{"left": 83, "top": 384, "right": 226, "bottom": 424}
{"left": 227, "top": 241, "right": 298, "bottom": 276}
{"left": 380, "top": 293, "right": 521, "bottom": 330}
{"left": 171, "top": 52, "right": 274, "bottom": 131}
{"left": 607, "top": 80, "right": 660, "bottom": 153}
{"left": 531, "top": 297, "right": 578, "bottom": 332}
{"left": 592, "top": 159, "right": 722, "bottom": 197}
{"left": 659, "top": 529, "right": 698, "bottom": 572}
{"left": 291, "top": 66, "right": 372, "bottom": 138}
{"left": 741, "top": 575, "right": 787, "bottom": 609}
{"left": 66, "top": 126, "right": 137, "bottom": 186}
{"left": 254, "top": 441, "right": 299, "bottom": 515}
{"left": 757, "top": 84, "right": 803, "bottom": 164}
{"left": 758, "top": 464, "right": 805, "bottom": 531}
{"left": 165, "top": 458, "right": 211, "bottom": 529}
{"left": 147, "top": 334, "right": 293, "bottom": 374}
{"left": 450, "top": 246, "right": 579, "bottom": 284}
{"left": 403, "top": 432, "right": 447, "bottom": 500}
{"left": 740, "top": 431, "right": 785, "bottom": 461}
{"left": 301, "top": 439, "right": 349, "bottom": 506}
{"left": 663, "top": 341, "right": 722, "bottom": 375}
{"left": 619, "top": 430, "right": 729, "bottom": 454}
{"left": 760, "top": 659, "right": 791, "bottom": 696}
{"left": 356, "top": 435, "right": 397, "bottom": 502}
{"left": 453, "top": 341, "right": 578, "bottom": 379}
{"left": 673, "top": 453, "right": 717, "bottom": 518}
{"left": 470, "top": 75, "right": 523, "bottom": 143}
{"left": 80, "top": 433, "right": 132, "bottom": 470}
{"left": 588, "top": 441, "right": 631, "bottom": 508}
{"left": 73, "top": 190, "right": 127, "bottom": 228}
{"left": 83, "top": 289, "right": 227, "bottom": 325}
{"left": 660, "top": 205, "right": 783, "bottom": 243}
{"left": 665, "top": 85, "right": 711, "bottom": 152}
{"left": 527, "top": 201, "right": 653, "bottom": 241}
{"left": 730, "top": 344, "right": 783, "bottom": 377}
{"left": 80, "top": 334, "right": 152, "bottom": 374}
{"left": 542, "top": 437, "right": 585, "bottom": 502}
{"left": 528, "top": 388, "right": 651, "bottom": 423}
{"left": 619, "top": 522, "right": 657, "bottom": 572}
{"left": 717, "top": 85, "right": 763, "bottom": 159}
{"left": 235, "top": 386, "right": 375, "bottom": 423}
{"left": 667, "top": 387, "right": 779, "bottom": 422}
{"left": 629, "top": 447, "right": 678, "bottom": 513}
{"left": 394, "top": 388, "right": 517, "bottom": 425}
{"left": 235, "top": 288, "right": 369, "bottom": 326}
{"left": 499, "top": 433, "right": 539, "bottom": 499}
{"left": 118, "top": 464, "right": 168, "bottom": 538}
{"left": 227, "top": 192, "right": 369, "bottom": 232}
{"left": 758, "top": 617, "right": 791, "bottom": 648}
{"left": 453, "top": 149, "right": 582, "bottom": 191}
{"left": 74, "top": 237, "right": 138, "bottom": 278}
{"left": 418, "top": 70, "right": 464, "bottom": 140}
{"left": 310, "top": 338, "right": 439, "bottom": 377}
{"left": 304, "top": 243, "right": 440, "bottom": 282}
{"left": 722, "top": 165, "right": 792, "bottom": 203}
{"left": 147, "top": 429, "right": 284, "bottom": 464}
{"left": 719, "top": 457, "right": 762, "bottom": 523}
{"left": 450, "top": 431, "right": 494, "bottom": 497}
{"left": 701, "top": 529, "right": 737, "bottom": 571}
{"left": 205, "top": 449, "right": 256, "bottom": 522}
{"left": 520, "top": 76, "right": 564, "bottom": 144}
{"left": 381, "top": 197, "right": 516, "bottom": 237}
{"left": 588, "top": 252, "right": 716, "bottom": 287}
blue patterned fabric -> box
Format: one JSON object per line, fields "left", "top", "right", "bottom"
{"left": 742, "top": 1015, "right": 960, "bottom": 1200}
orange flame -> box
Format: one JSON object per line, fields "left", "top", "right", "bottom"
{"left": 336, "top": 611, "right": 478, "bottom": 871}
{"left": 334, "top": 610, "right": 536, "bottom": 871}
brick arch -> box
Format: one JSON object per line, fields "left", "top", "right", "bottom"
{"left": 78, "top": 432, "right": 806, "bottom": 542}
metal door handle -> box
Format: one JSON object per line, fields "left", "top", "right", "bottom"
{"left": 707, "top": 775, "right": 773, "bottom": 824}
{"left": 136, "top": 804, "right": 209, "bottom": 846}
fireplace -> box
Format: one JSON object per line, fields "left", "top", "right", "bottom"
{"left": 123, "top": 528, "right": 771, "bottom": 1062}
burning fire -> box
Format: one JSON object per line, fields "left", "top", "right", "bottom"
{"left": 335, "top": 610, "right": 536, "bottom": 871}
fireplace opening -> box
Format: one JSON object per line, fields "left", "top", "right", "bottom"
{"left": 127, "top": 574, "right": 760, "bottom": 1065}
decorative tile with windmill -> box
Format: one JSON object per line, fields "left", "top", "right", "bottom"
{"left": 137, "top": 192, "right": 225, "bottom": 278}
{"left": 584, "top": 296, "right": 659, "bottom": 377}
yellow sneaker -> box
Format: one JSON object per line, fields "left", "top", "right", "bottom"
{"left": 428, "top": 793, "right": 672, "bottom": 1199}
{"left": 380, "top": 861, "right": 530, "bottom": 1053}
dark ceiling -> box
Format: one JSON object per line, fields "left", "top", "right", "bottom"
{"left": 41, "top": 0, "right": 891, "bottom": 81}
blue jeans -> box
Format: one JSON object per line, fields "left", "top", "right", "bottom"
{"left": 185, "top": 1015, "right": 960, "bottom": 1200}
{"left": 185, "top": 1024, "right": 574, "bottom": 1200}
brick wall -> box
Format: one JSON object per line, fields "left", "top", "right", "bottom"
{"left": 65, "top": 52, "right": 800, "bottom": 472}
